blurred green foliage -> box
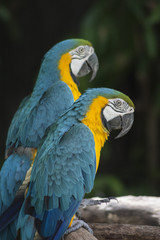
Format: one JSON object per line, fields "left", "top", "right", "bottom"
{"left": 88, "top": 174, "right": 127, "bottom": 197}
{"left": 80, "top": 0, "right": 160, "bottom": 87}
{"left": 0, "top": 4, "right": 21, "bottom": 41}
{"left": 79, "top": 0, "right": 160, "bottom": 197}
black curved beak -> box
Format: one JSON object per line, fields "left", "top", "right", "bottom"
{"left": 77, "top": 52, "right": 99, "bottom": 81}
{"left": 106, "top": 112, "right": 134, "bottom": 139}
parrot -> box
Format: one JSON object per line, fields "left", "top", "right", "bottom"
{"left": 14, "top": 87, "right": 134, "bottom": 240}
{"left": 0, "top": 39, "right": 99, "bottom": 240}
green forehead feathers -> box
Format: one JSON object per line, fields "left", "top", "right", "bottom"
{"left": 76, "top": 39, "right": 92, "bottom": 46}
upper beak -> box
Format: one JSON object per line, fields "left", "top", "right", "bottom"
{"left": 106, "top": 112, "right": 134, "bottom": 139}
{"left": 77, "top": 52, "right": 99, "bottom": 81}
{"left": 87, "top": 53, "right": 99, "bottom": 81}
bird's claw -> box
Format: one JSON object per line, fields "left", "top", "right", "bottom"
{"left": 63, "top": 219, "right": 93, "bottom": 237}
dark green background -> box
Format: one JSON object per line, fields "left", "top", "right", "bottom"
{"left": 0, "top": 0, "right": 160, "bottom": 197}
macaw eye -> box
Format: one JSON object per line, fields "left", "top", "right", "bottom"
{"left": 78, "top": 46, "right": 85, "bottom": 54}
{"left": 108, "top": 98, "right": 130, "bottom": 113}
{"left": 115, "top": 100, "right": 122, "bottom": 107}
{"left": 114, "top": 100, "right": 129, "bottom": 111}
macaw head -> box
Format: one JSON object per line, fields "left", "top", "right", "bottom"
{"left": 68, "top": 40, "right": 99, "bottom": 82}
{"left": 101, "top": 96, "right": 134, "bottom": 139}
{"left": 34, "top": 39, "right": 99, "bottom": 99}
{"left": 79, "top": 88, "right": 135, "bottom": 140}
{"left": 42, "top": 39, "right": 99, "bottom": 83}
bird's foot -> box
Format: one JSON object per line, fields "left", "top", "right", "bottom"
{"left": 63, "top": 219, "right": 93, "bottom": 238}
{"left": 80, "top": 196, "right": 117, "bottom": 208}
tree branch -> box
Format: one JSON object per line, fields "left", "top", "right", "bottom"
{"left": 64, "top": 196, "right": 160, "bottom": 240}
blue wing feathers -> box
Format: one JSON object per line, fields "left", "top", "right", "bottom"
{"left": 1, "top": 40, "right": 100, "bottom": 239}
{"left": 0, "top": 82, "right": 74, "bottom": 239}
{"left": 6, "top": 95, "right": 30, "bottom": 149}
{"left": 1, "top": 113, "right": 96, "bottom": 240}
{"left": 0, "top": 153, "right": 30, "bottom": 239}
{"left": 0, "top": 196, "right": 23, "bottom": 232}
{"left": 52, "top": 200, "right": 81, "bottom": 240}
{"left": 35, "top": 209, "right": 63, "bottom": 237}
{"left": 0, "top": 153, "right": 30, "bottom": 214}
{"left": 17, "top": 204, "right": 36, "bottom": 240}
{"left": 18, "top": 123, "right": 96, "bottom": 239}
{"left": 7, "top": 81, "right": 73, "bottom": 149}
{"left": 0, "top": 225, "right": 16, "bottom": 240}
{"left": 36, "top": 200, "right": 80, "bottom": 239}
{"left": 0, "top": 198, "right": 24, "bottom": 240}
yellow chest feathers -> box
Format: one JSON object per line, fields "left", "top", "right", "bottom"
{"left": 58, "top": 53, "right": 81, "bottom": 101}
{"left": 82, "top": 96, "right": 109, "bottom": 172}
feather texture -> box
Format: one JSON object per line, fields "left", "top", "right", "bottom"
{"left": 0, "top": 39, "right": 94, "bottom": 239}
{"left": 18, "top": 123, "right": 96, "bottom": 239}
{"left": 17, "top": 87, "right": 134, "bottom": 240}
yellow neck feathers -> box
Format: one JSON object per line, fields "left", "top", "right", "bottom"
{"left": 82, "top": 96, "right": 109, "bottom": 172}
{"left": 58, "top": 53, "right": 81, "bottom": 101}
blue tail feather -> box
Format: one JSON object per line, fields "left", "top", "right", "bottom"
{"left": 0, "top": 194, "right": 24, "bottom": 232}
{"left": 40, "top": 199, "right": 81, "bottom": 240}
{"left": 0, "top": 153, "right": 30, "bottom": 214}
{"left": 0, "top": 152, "right": 31, "bottom": 239}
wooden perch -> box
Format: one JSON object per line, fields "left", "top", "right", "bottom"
{"left": 64, "top": 195, "right": 160, "bottom": 240}
{"left": 64, "top": 223, "right": 160, "bottom": 240}
{"left": 65, "top": 227, "right": 98, "bottom": 240}
{"left": 90, "top": 223, "right": 160, "bottom": 240}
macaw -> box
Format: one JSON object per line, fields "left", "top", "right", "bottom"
{"left": 15, "top": 87, "right": 134, "bottom": 240}
{"left": 0, "top": 39, "right": 99, "bottom": 240}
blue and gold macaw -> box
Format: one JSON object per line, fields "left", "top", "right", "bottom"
{"left": 0, "top": 39, "right": 99, "bottom": 239}
{"left": 15, "top": 88, "right": 134, "bottom": 240}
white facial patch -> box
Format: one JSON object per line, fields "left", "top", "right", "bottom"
{"left": 69, "top": 46, "right": 94, "bottom": 76}
{"left": 70, "top": 59, "right": 84, "bottom": 76}
{"left": 103, "top": 98, "right": 134, "bottom": 122}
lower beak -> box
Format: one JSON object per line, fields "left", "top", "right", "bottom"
{"left": 77, "top": 53, "right": 99, "bottom": 81}
{"left": 107, "top": 113, "right": 134, "bottom": 139}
